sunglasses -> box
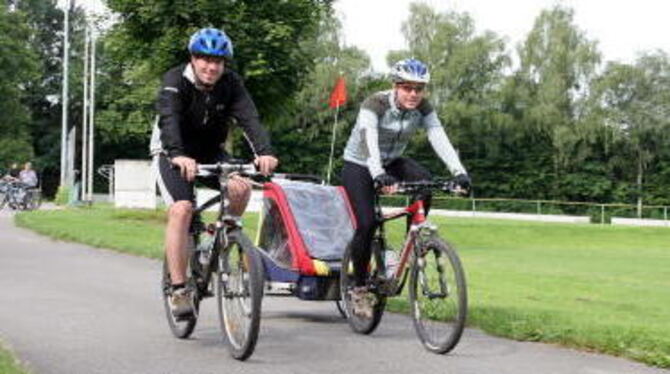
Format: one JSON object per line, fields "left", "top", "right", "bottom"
{"left": 397, "top": 83, "right": 426, "bottom": 93}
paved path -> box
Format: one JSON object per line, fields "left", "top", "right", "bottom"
{"left": 0, "top": 209, "right": 667, "bottom": 374}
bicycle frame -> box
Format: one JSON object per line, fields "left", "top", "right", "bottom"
{"left": 341, "top": 179, "right": 467, "bottom": 353}
{"left": 373, "top": 192, "right": 439, "bottom": 296}
{"left": 189, "top": 164, "right": 255, "bottom": 296}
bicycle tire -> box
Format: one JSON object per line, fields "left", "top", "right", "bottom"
{"left": 216, "top": 230, "right": 264, "bottom": 361}
{"left": 408, "top": 237, "right": 467, "bottom": 354}
{"left": 161, "top": 239, "right": 200, "bottom": 339}
{"left": 20, "top": 190, "right": 32, "bottom": 211}
{"left": 26, "top": 190, "right": 41, "bottom": 210}
{"left": 339, "top": 238, "right": 387, "bottom": 334}
{"left": 335, "top": 300, "right": 347, "bottom": 319}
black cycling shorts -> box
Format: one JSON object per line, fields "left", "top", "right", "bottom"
{"left": 153, "top": 153, "right": 222, "bottom": 206}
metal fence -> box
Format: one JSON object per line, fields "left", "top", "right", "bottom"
{"left": 380, "top": 195, "right": 670, "bottom": 225}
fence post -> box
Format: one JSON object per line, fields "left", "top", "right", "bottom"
{"left": 537, "top": 201, "right": 541, "bottom": 215}
{"left": 601, "top": 204, "right": 605, "bottom": 225}
{"left": 471, "top": 198, "right": 476, "bottom": 215}
{"left": 664, "top": 206, "right": 667, "bottom": 226}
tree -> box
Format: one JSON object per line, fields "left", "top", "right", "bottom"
{"left": 0, "top": 3, "right": 39, "bottom": 168}
{"left": 511, "top": 5, "right": 601, "bottom": 199}
{"left": 11, "top": 0, "right": 90, "bottom": 196}
{"left": 590, "top": 52, "right": 670, "bottom": 214}
{"left": 274, "top": 11, "right": 372, "bottom": 178}
{"left": 97, "top": 0, "right": 332, "bottom": 148}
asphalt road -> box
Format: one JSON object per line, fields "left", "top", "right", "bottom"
{"left": 0, "top": 208, "right": 667, "bottom": 374}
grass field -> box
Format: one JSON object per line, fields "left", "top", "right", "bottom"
{"left": 0, "top": 342, "right": 29, "bottom": 374}
{"left": 15, "top": 206, "right": 670, "bottom": 368}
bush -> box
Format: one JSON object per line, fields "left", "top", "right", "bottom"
{"left": 54, "top": 185, "right": 70, "bottom": 205}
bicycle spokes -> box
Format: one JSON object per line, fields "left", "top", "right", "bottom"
{"left": 418, "top": 253, "right": 449, "bottom": 299}
{"left": 409, "top": 239, "right": 467, "bottom": 354}
{"left": 217, "top": 234, "right": 263, "bottom": 360}
{"left": 219, "top": 248, "right": 251, "bottom": 342}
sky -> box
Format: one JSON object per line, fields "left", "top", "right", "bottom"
{"left": 76, "top": 0, "right": 670, "bottom": 73}
{"left": 334, "top": 0, "right": 670, "bottom": 72}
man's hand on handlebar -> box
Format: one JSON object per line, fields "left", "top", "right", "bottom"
{"left": 171, "top": 156, "right": 197, "bottom": 182}
{"left": 255, "top": 155, "right": 279, "bottom": 176}
{"left": 374, "top": 173, "right": 398, "bottom": 195}
{"left": 453, "top": 173, "right": 471, "bottom": 196}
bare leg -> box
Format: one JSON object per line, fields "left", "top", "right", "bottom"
{"left": 165, "top": 200, "right": 193, "bottom": 285}
{"left": 227, "top": 176, "right": 251, "bottom": 216}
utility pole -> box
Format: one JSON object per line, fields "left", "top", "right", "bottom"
{"left": 59, "top": 0, "right": 71, "bottom": 186}
{"left": 81, "top": 26, "right": 89, "bottom": 201}
{"left": 87, "top": 30, "right": 96, "bottom": 202}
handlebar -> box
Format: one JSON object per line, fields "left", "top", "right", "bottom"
{"left": 196, "top": 163, "right": 259, "bottom": 177}
{"left": 196, "top": 163, "right": 324, "bottom": 185}
{"left": 383, "top": 180, "right": 465, "bottom": 195}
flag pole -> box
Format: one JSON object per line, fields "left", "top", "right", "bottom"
{"left": 326, "top": 105, "right": 339, "bottom": 185}
{"left": 326, "top": 75, "right": 346, "bottom": 185}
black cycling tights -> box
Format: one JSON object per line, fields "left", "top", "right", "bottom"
{"left": 341, "top": 158, "right": 432, "bottom": 287}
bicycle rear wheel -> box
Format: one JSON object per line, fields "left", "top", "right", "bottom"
{"left": 161, "top": 239, "right": 200, "bottom": 339}
{"left": 0, "top": 184, "right": 7, "bottom": 210}
{"left": 339, "top": 239, "right": 387, "bottom": 334}
{"left": 216, "top": 231, "right": 264, "bottom": 361}
{"left": 25, "top": 190, "right": 41, "bottom": 210}
{"left": 409, "top": 237, "right": 467, "bottom": 354}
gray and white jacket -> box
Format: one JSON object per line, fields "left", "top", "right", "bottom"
{"left": 343, "top": 90, "right": 466, "bottom": 179}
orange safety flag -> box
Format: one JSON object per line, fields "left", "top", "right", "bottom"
{"left": 328, "top": 76, "right": 347, "bottom": 109}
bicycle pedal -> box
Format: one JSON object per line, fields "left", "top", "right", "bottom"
{"left": 377, "top": 278, "right": 398, "bottom": 295}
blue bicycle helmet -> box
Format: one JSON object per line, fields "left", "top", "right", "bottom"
{"left": 390, "top": 58, "right": 430, "bottom": 83}
{"left": 188, "top": 28, "right": 233, "bottom": 58}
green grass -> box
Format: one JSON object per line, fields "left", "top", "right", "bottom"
{"left": 15, "top": 206, "right": 670, "bottom": 368}
{"left": 384, "top": 218, "right": 670, "bottom": 367}
{"left": 0, "top": 342, "right": 30, "bottom": 374}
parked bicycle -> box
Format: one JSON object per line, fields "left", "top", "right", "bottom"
{"left": 0, "top": 180, "right": 7, "bottom": 209}
{"left": 161, "top": 161, "right": 265, "bottom": 361}
{"left": 0, "top": 180, "right": 41, "bottom": 211}
{"left": 340, "top": 180, "right": 468, "bottom": 354}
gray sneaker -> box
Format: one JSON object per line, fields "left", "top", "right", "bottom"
{"left": 348, "top": 286, "right": 377, "bottom": 319}
{"left": 169, "top": 288, "right": 195, "bottom": 319}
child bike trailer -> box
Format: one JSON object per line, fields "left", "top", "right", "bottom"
{"left": 256, "top": 179, "right": 356, "bottom": 300}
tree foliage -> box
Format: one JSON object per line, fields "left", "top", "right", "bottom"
{"left": 275, "top": 12, "right": 373, "bottom": 179}
{"left": 98, "top": 0, "right": 332, "bottom": 146}
{"left": 0, "top": 3, "right": 39, "bottom": 166}
{"left": 10, "top": 0, "right": 90, "bottom": 195}
{"left": 589, "top": 52, "right": 670, "bottom": 208}
{"left": 6, "top": 0, "right": 670, "bottom": 209}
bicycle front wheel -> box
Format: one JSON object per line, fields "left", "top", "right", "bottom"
{"left": 409, "top": 237, "right": 467, "bottom": 354}
{"left": 216, "top": 231, "right": 264, "bottom": 361}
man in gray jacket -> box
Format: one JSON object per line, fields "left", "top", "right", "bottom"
{"left": 341, "top": 58, "right": 471, "bottom": 318}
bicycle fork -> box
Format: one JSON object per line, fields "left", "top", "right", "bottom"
{"left": 415, "top": 228, "right": 450, "bottom": 300}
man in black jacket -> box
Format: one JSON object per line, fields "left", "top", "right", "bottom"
{"left": 151, "top": 28, "right": 278, "bottom": 318}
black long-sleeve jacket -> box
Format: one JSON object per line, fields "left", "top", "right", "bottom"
{"left": 151, "top": 63, "right": 273, "bottom": 161}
